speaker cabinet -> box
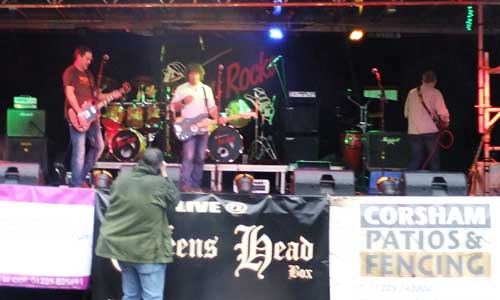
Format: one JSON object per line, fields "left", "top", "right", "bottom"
{"left": 292, "top": 169, "right": 354, "bottom": 196}
{"left": 282, "top": 135, "right": 319, "bottom": 163}
{"left": 403, "top": 171, "right": 467, "bottom": 196}
{"left": 0, "top": 161, "right": 44, "bottom": 185}
{"left": 7, "top": 109, "right": 46, "bottom": 137}
{"left": 6, "top": 137, "right": 47, "bottom": 174}
{"left": 284, "top": 104, "right": 319, "bottom": 134}
{"left": 366, "top": 131, "right": 409, "bottom": 170}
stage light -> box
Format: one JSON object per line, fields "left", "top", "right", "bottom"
{"left": 349, "top": 29, "right": 365, "bottom": 41}
{"left": 376, "top": 176, "right": 401, "bottom": 195}
{"left": 234, "top": 173, "right": 254, "bottom": 194}
{"left": 273, "top": 0, "right": 283, "bottom": 16}
{"left": 268, "top": 27, "right": 284, "bottom": 40}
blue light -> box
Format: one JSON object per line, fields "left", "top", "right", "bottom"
{"left": 268, "top": 27, "right": 284, "bottom": 40}
{"left": 273, "top": 0, "right": 283, "bottom": 16}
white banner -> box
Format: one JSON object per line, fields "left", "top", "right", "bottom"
{"left": 330, "top": 197, "right": 500, "bottom": 300}
{"left": 0, "top": 184, "right": 95, "bottom": 290}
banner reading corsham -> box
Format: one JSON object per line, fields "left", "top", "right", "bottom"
{"left": 330, "top": 197, "right": 500, "bottom": 300}
{"left": 92, "top": 193, "right": 330, "bottom": 300}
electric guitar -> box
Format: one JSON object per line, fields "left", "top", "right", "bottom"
{"left": 68, "top": 82, "right": 131, "bottom": 132}
{"left": 173, "top": 112, "right": 256, "bottom": 141}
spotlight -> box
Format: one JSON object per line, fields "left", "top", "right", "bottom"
{"left": 376, "top": 176, "right": 401, "bottom": 195}
{"left": 268, "top": 27, "right": 284, "bottom": 40}
{"left": 233, "top": 173, "right": 254, "bottom": 194}
{"left": 349, "top": 29, "right": 365, "bottom": 42}
{"left": 92, "top": 170, "right": 114, "bottom": 189}
{"left": 273, "top": 0, "right": 283, "bottom": 16}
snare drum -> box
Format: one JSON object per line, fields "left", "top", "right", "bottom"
{"left": 111, "top": 128, "right": 146, "bottom": 162}
{"left": 208, "top": 126, "right": 243, "bottom": 163}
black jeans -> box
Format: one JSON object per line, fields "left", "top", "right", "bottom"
{"left": 407, "top": 133, "right": 440, "bottom": 171}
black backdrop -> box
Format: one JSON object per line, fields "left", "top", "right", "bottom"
{"left": 1, "top": 30, "right": 499, "bottom": 172}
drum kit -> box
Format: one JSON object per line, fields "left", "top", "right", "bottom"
{"left": 101, "top": 76, "right": 164, "bottom": 162}
{"left": 101, "top": 77, "right": 277, "bottom": 163}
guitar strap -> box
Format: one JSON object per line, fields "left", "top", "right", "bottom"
{"left": 201, "top": 86, "right": 210, "bottom": 116}
{"left": 417, "top": 86, "right": 439, "bottom": 129}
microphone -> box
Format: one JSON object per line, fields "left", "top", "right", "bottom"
{"left": 371, "top": 67, "right": 381, "bottom": 80}
{"left": 103, "top": 54, "right": 110, "bottom": 61}
{"left": 266, "top": 55, "right": 283, "bottom": 69}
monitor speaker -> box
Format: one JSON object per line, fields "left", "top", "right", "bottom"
{"left": 403, "top": 171, "right": 467, "bottom": 196}
{"left": 292, "top": 169, "right": 354, "bottom": 196}
{"left": 0, "top": 161, "right": 44, "bottom": 185}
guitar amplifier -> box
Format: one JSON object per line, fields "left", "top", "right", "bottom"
{"left": 7, "top": 109, "right": 46, "bottom": 137}
{"left": 366, "top": 131, "right": 409, "bottom": 170}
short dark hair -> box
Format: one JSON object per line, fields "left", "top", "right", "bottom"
{"left": 186, "top": 63, "right": 205, "bottom": 80}
{"left": 138, "top": 148, "right": 164, "bottom": 175}
{"left": 422, "top": 70, "right": 437, "bottom": 83}
{"left": 74, "top": 46, "right": 92, "bottom": 60}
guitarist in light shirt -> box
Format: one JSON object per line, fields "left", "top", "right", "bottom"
{"left": 404, "top": 70, "right": 450, "bottom": 171}
{"left": 171, "top": 63, "right": 219, "bottom": 192}
{"left": 63, "top": 46, "right": 123, "bottom": 187}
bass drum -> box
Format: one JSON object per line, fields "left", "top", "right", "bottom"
{"left": 208, "top": 126, "right": 243, "bottom": 163}
{"left": 111, "top": 128, "right": 146, "bottom": 162}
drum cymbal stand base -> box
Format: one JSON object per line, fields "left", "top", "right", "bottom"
{"left": 249, "top": 118, "right": 278, "bottom": 161}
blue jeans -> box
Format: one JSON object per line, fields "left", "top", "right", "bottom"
{"left": 69, "top": 122, "right": 104, "bottom": 187}
{"left": 408, "top": 133, "right": 440, "bottom": 171}
{"left": 119, "top": 262, "right": 167, "bottom": 300}
{"left": 181, "top": 133, "right": 208, "bottom": 188}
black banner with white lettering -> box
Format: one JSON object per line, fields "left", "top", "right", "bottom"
{"left": 91, "top": 192, "right": 329, "bottom": 300}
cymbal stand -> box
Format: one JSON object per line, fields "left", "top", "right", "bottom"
{"left": 249, "top": 99, "right": 278, "bottom": 161}
{"left": 346, "top": 93, "right": 371, "bottom": 134}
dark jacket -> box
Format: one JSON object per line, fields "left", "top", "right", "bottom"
{"left": 95, "top": 164, "right": 180, "bottom": 263}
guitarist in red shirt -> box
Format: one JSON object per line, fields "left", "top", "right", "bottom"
{"left": 63, "top": 46, "right": 124, "bottom": 187}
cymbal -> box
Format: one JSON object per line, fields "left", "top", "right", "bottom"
{"left": 131, "top": 75, "right": 155, "bottom": 87}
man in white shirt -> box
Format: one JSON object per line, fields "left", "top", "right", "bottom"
{"left": 404, "top": 70, "right": 450, "bottom": 171}
{"left": 171, "top": 64, "right": 219, "bottom": 192}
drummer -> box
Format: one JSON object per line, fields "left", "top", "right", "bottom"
{"left": 171, "top": 63, "right": 219, "bottom": 193}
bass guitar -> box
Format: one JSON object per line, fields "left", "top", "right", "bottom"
{"left": 173, "top": 112, "right": 256, "bottom": 141}
{"left": 68, "top": 82, "right": 131, "bottom": 132}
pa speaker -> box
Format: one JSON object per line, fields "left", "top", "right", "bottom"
{"left": 366, "top": 131, "right": 409, "bottom": 170}
{"left": 292, "top": 169, "right": 354, "bottom": 196}
{"left": 6, "top": 137, "right": 47, "bottom": 174}
{"left": 403, "top": 171, "right": 467, "bottom": 196}
{"left": 119, "top": 164, "right": 181, "bottom": 187}
{"left": 0, "top": 161, "right": 44, "bottom": 185}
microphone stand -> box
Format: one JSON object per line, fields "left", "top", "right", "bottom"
{"left": 269, "top": 57, "right": 288, "bottom": 103}
{"left": 373, "top": 69, "right": 387, "bottom": 179}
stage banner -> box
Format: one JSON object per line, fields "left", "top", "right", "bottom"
{"left": 92, "top": 192, "right": 330, "bottom": 300}
{"left": 0, "top": 184, "right": 95, "bottom": 290}
{"left": 330, "top": 196, "right": 500, "bottom": 300}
